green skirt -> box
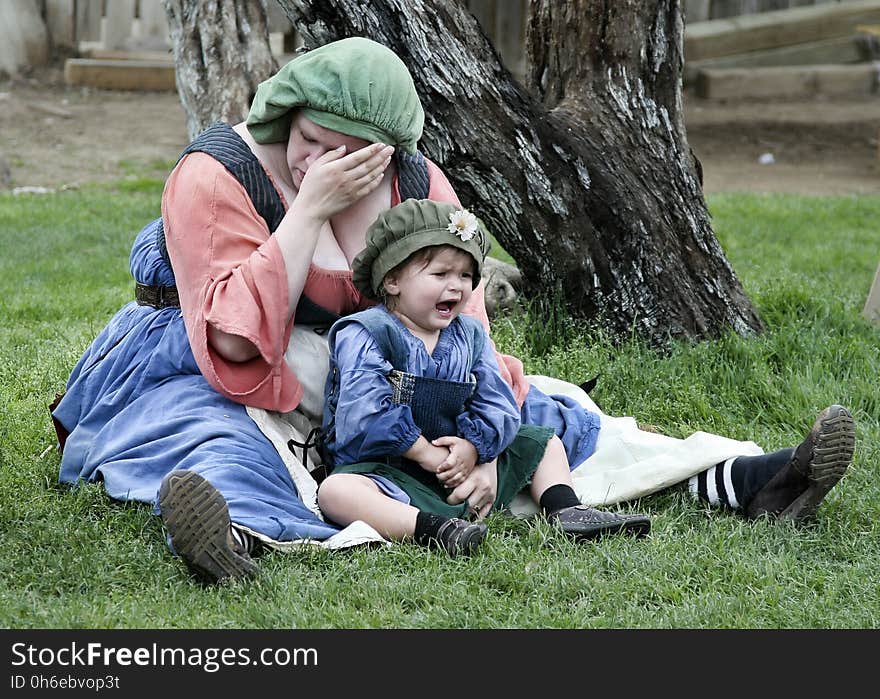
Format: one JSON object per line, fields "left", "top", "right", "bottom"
{"left": 330, "top": 425, "right": 555, "bottom": 519}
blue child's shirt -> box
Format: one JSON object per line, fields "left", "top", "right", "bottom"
{"left": 326, "top": 306, "right": 521, "bottom": 467}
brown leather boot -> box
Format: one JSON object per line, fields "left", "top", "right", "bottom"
{"left": 745, "top": 405, "right": 854, "bottom": 521}
{"left": 158, "top": 470, "right": 258, "bottom": 584}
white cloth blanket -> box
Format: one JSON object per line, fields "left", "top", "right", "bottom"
{"left": 244, "top": 329, "right": 764, "bottom": 549}
{"left": 508, "top": 375, "right": 763, "bottom": 516}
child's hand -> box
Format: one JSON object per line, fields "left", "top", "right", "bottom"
{"left": 419, "top": 444, "right": 451, "bottom": 474}
{"left": 433, "top": 436, "right": 478, "bottom": 489}
{"left": 403, "top": 436, "right": 450, "bottom": 473}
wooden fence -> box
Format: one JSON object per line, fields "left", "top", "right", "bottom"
{"left": 684, "top": 0, "right": 846, "bottom": 22}
{"left": 45, "top": 1, "right": 857, "bottom": 57}
{"left": 42, "top": 0, "right": 169, "bottom": 51}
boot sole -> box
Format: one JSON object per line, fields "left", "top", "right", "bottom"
{"left": 158, "top": 470, "right": 257, "bottom": 583}
{"left": 780, "top": 406, "right": 855, "bottom": 521}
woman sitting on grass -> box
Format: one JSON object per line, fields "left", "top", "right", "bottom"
{"left": 318, "top": 199, "right": 651, "bottom": 554}
{"left": 51, "top": 37, "right": 856, "bottom": 584}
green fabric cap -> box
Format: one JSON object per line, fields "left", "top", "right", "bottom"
{"left": 247, "top": 37, "right": 424, "bottom": 153}
{"left": 353, "top": 199, "right": 492, "bottom": 299}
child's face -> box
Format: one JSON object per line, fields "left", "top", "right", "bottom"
{"left": 383, "top": 246, "right": 476, "bottom": 336}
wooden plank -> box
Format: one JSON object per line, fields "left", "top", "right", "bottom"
{"left": 64, "top": 58, "right": 176, "bottom": 91}
{"left": 863, "top": 261, "right": 880, "bottom": 326}
{"left": 81, "top": 48, "right": 172, "bottom": 62}
{"left": 694, "top": 63, "right": 878, "bottom": 99}
{"left": 684, "top": 35, "right": 867, "bottom": 83}
{"left": 104, "top": 0, "right": 136, "bottom": 50}
{"left": 685, "top": 0, "right": 880, "bottom": 62}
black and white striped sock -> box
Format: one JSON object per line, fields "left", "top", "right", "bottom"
{"left": 688, "top": 448, "right": 795, "bottom": 510}
{"left": 230, "top": 525, "right": 256, "bottom": 555}
{"left": 689, "top": 457, "right": 743, "bottom": 509}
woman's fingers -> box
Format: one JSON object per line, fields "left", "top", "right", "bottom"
{"left": 344, "top": 142, "right": 393, "bottom": 166}
{"left": 339, "top": 143, "right": 393, "bottom": 177}
{"left": 326, "top": 144, "right": 392, "bottom": 199}
{"left": 445, "top": 478, "right": 475, "bottom": 506}
{"left": 299, "top": 142, "right": 393, "bottom": 216}
{"left": 309, "top": 143, "right": 391, "bottom": 184}
{"left": 353, "top": 166, "right": 390, "bottom": 199}
{"left": 312, "top": 144, "right": 348, "bottom": 166}
{"left": 352, "top": 154, "right": 392, "bottom": 186}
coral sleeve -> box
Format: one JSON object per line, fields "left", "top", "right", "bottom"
{"left": 162, "top": 152, "right": 302, "bottom": 411}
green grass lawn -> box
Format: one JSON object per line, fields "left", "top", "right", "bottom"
{"left": 1, "top": 182, "right": 878, "bottom": 628}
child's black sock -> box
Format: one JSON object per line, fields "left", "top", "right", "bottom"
{"left": 539, "top": 483, "right": 582, "bottom": 515}
{"left": 414, "top": 511, "right": 448, "bottom": 546}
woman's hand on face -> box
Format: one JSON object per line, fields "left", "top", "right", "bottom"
{"left": 295, "top": 142, "right": 394, "bottom": 221}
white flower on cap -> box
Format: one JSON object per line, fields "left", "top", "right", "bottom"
{"left": 447, "top": 208, "right": 478, "bottom": 241}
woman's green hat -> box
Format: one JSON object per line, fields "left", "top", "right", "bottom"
{"left": 353, "top": 199, "right": 492, "bottom": 299}
{"left": 247, "top": 37, "right": 424, "bottom": 153}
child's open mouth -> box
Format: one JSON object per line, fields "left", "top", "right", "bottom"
{"left": 435, "top": 300, "right": 456, "bottom": 317}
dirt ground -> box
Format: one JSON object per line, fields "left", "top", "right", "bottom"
{"left": 1, "top": 64, "right": 879, "bottom": 195}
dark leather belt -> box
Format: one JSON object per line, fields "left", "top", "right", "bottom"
{"left": 135, "top": 282, "right": 180, "bottom": 308}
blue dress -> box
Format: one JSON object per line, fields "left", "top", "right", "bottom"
{"left": 52, "top": 218, "right": 341, "bottom": 542}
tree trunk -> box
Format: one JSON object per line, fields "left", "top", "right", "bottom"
{"left": 164, "top": 0, "right": 278, "bottom": 140}
{"left": 278, "top": 0, "right": 765, "bottom": 344}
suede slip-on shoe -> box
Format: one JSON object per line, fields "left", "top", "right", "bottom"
{"left": 433, "top": 518, "right": 488, "bottom": 557}
{"left": 158, "top": 470, "right": 258, "bottom": 584}
{"left": 549, "top": 505, "right": 651, "bottom": 540}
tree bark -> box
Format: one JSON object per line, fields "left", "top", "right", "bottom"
{"left": 276, "top": 0, "right": 765, "bottom": 344}
{"left": 164, "top": 0, "right": 278, "bottom": 140}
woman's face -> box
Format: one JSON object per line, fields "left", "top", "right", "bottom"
{"left": 286, "top": 112, "right": 373, "bottom": 189}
